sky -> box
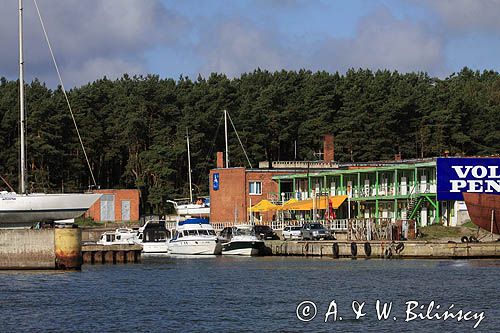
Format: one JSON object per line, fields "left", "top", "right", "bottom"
{"left": 1, "top": 0, "right": 500, "bottom": 88}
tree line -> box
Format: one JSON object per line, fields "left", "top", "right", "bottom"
{"left": 0, "top": 67, "right": 499, "bottom": 214}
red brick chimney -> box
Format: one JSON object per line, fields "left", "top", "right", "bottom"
{"left": 216, "top": 151, "right": 224, "bottom": 168}
{"left": 323, "top": 135, "right": 334, "bottom": 162}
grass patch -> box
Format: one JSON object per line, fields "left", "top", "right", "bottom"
{"left": 419, "top": 223, "right": 477, "bottom": 240}
{"left": 74, "top": 216, "right": 102, "bottom": 227}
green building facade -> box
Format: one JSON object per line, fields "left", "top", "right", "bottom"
{"left": 273, "top": 160, "right": 461, "bottom": 226}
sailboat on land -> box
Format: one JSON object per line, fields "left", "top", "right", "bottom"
{"left": 0, "top": 0, "right": 100, "bottom": 228}
{"left": 167, "top": 129, "right": 210, "bottom": 217}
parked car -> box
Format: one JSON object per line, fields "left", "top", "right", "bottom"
{"left": 301, "top": 223, "right": 333, "bottom": 240}
{"left": 282, "top": 225, "right": 302, "bottom": 240}
{"left": 254, "top": 225, "right": 280, "bottom": 240}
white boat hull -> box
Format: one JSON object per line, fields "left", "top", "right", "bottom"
{"left": 221, "top": 240, "right": 264, "bottom": 256}
{"left": 222, "top": 247, "right": 260, "bottom": 256}
{"left": 0, "top": 193, "right": 101, "bottom": 228}
{"left": 176, "top": 206, "right": 210, "bottom": 216}
{"left": 169, "top": 239, "right": 221, "bottom": 255}
{"left": 140, "top": 242, "right": 169, "bottom": 254}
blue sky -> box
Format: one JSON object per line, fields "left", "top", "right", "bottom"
{"left": 1, "top": 0, "right": 500, "bottom": 87}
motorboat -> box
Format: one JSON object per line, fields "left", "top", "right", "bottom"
{"left": 135, "top": 220, "right": 171, "bottom": 253}
{"left": 168, "top": 217, "right": 221, "bottom": 255}
{"left": 221, "top": 225, "right": 265, "bottom": 256}
{"left": 97, "top": 228, "right": 137, "bottom": 245}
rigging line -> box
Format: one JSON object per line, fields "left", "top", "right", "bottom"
{"left": 194, "top": 113, "right": 224, "bottom": 187}
{"left": 226, "top": 110, "right": 253, "bottom": 168}
{"left": 33, "top": 0, "right": 97, "bottom": 188}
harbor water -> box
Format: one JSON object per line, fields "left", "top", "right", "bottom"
{"left": 1, "top": 257, "right": 499, "bottom": 332}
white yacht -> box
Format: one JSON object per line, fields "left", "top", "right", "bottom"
{"left": 97, "top": 228, "right": 137, "bottom": 245}
{"left": 221, "top": 225, "right": 265, "bottom": 256}
{"left": 135, "top": 220, "right": 171, "bottom": 253}
{"left": 168, "top": 218, "right": 221, "bottom": 255}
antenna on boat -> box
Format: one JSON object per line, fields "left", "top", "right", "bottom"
{"left": 186, "top": 128, "right": 193, "bottom": 203}
{"left": 18, "top": 0, "right": 26, "bottom": 194}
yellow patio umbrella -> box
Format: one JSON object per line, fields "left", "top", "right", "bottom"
{"left": 277, "top": 198, "right": 299, "bottom": 210}
{"left": 248, "top": 199, "right": 279, "bottom": 212}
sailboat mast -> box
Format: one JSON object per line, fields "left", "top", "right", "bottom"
{"left": 19, "top": 0, "right": 26, "bottom": 194}
{"left": 186, "top": 128, "right": 193, "bottom": 203}
{"left": 224, "top": 109, "right": 229, "bottom": 168}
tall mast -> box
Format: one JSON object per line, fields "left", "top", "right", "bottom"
{"left": 186, "top": 128, "right": 193, "bottom": 203}
{"left": 19, "top": 0, "right": 26, "bottom": 194}
{"left": 224, "top": 109, "right": 229, "bottom": 168}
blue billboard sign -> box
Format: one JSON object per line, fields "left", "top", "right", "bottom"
{"left": 437, "top": 158, "right": 500, "bottom": 201}
{"left": 213, "top": 173, "right": 220, "bottom": 191}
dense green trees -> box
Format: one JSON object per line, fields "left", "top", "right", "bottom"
{"left": 0, "top": 68, "right": 498, "bottom": 214}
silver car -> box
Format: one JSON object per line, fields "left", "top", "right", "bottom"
{"left": 282, "top": 225, "right": 302, "bottom": 240}
{"left": 301, "top": 223, "right": 331, "bottom": 240}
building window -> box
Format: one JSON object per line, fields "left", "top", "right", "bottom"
{"left": 249, "top": 181, "right": 262, "bottom": 195}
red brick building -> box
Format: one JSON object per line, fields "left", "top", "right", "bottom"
{"left": 86, "top": 189, "right": 140, "bottom": 222}
{"left": 209, "top": 167, "right": 296, "bottom": 223}
{"left": 209, "top": 135, "right": 337, "bottom": 223}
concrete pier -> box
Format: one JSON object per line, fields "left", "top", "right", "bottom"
{"left": 82, "top": 244, "right": 142, "bottom": 264}
{"left": 264, "top": 240, "right": 500, "bottom": 259}
{"left": 0, "top": 229, "right": 55, "bottom": 269}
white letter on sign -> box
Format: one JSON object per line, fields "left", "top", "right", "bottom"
{"left": 450, "top": 180, "right": 467, "bottom": 192}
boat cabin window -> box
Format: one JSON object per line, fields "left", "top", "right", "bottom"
{"left": 235, "top": 228, "right": 253, "bottom": 236}
{"left": 198, "top": 230, "right": 209, "bottom": 235}
{"left": 208, "top": 230, "right": 216, "bottom": 235}
{"left": 106, "top": 234, "right": 115, "bottom": 242}
{"left": 177, "top": 231, "right": 183, "bottom": 238}
{"left": 187, "top": 230, "right": 198, "bottom": 236}
{"left": 144, "top": 230, "right": 169, "bottom": 242}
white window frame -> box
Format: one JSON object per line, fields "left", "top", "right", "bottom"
{"left": 249, "top": 181, "right": 262, "bottom": 195}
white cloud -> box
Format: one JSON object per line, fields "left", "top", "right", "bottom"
{"left": 0, "top": 0, "right": 186, "bottom": 87}
{"left": 196, "top": 19, "right": 303, "bottom": 77}
{"left": 311, "top": 7, "right": 446, "bottom": 75}
{"left": 420, "top": 0, "right": 500, "bottom": 32}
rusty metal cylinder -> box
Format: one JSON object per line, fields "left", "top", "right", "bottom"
{"left": 54, "top": 227, "right": 82, "bottom": 270}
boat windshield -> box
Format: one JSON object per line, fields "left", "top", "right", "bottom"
{"left": 234, "top": 228, "right": 254, "bottom": 236}
{"left": 180, "top": 229, "right": 216, "bottom": 237}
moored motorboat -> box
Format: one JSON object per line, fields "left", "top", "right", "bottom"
{"left": 221, "top": 225, "right": 265, "bottom": 256}
{"left": 463, "top": 192, "right": 500, "bottom": 234}
{"left": 168, "top": 217, "right": 221, "bottom": 255}
{"left": 136, "top": 220, "right": 171, "bottom": 253}
{"left": 97, "top": 227, "right": 137, "bottom": 245}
